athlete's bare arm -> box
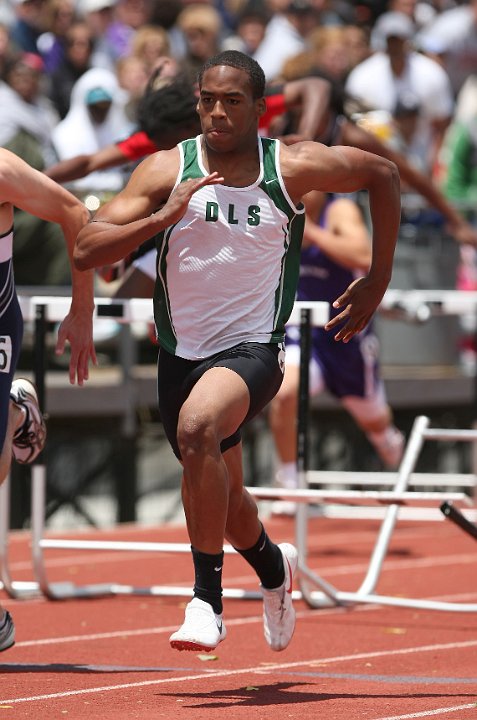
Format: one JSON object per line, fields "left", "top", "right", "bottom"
{"left": 75, "top": 148, "right": 224, "bottom": 270}
{"left": 281, "top": 141, "right": 401, "bottom": 342}
{"left": 44, "top": 144, "right": 129, "bottom": 184}
{"left": 342, "top": 120, "right": 477, "bottom": 247}
{"left": 0, "top": 149, "right": 95, "bottom": 385}
{"left": 282, "top": 77, "right": 332, "bottom": 142}
{"left": 303, "top": 191, "right": 371, "bottom": 272}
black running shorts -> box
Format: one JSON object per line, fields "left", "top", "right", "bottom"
{"left": 157, "top": 342, "right": 285, "bottom": 460}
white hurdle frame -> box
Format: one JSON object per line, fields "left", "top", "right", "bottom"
{"left": 0, "top": 294, "right": 476, "bottom": 608}
{"left": 292, "top": 304, "right": 477, "bottom": 613}
{"left": 4, "top": 298, "right": 330, "bottom": 601}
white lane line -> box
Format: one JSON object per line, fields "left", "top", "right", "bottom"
{"left": 373, "top": 703, "right": 477, "bottom": 719}
{"left": 2, "top": 639, "right": 477, "bottom": 705}
{"left": 11, "top": 609, "right": 327, "bottom": 647}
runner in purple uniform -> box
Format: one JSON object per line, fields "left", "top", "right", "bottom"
{"left": 269, "top": 191, "right": 404, "bottom": 512}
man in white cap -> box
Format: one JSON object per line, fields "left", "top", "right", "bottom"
{"left": 345, "top": 10, "right": 454, "bottom": 175}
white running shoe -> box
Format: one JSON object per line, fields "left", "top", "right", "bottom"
{"left": 10, "top": 379, "right": 47, "bottom": 464}
{"left": 261, "top": 543, "right": 298, "bottom": 651}
{"left": 0, "top": 611, "right": 15, "bottom": 652}
{"left": 169, "top": 597, "right": 226, "bottom": 652}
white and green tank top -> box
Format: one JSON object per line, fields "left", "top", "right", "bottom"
{"left": 153, "top": 135, "right": 305, "bottom": 360}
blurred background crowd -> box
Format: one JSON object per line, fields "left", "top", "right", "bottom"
{"left": 1, "top": 0, "right": 476, "bottom": 365}
{"left": 1, "top": 0, "right": 476, "bottom": 276}
{"left": 0, "top": 0, "right": 477, "bottom": 275}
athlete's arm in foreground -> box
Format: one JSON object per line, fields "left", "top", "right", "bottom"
{"left": 281, "top": 140, "right": 401, "bottom": 342}
{"left": 341, "top": 120, "right": 477, "bottom": 247}
{"left": 74, "top": 148, "right": 224, "bottom": 269}
{"left": 281, "top": 77, "right": 332, "bottom": 142}
{"left": 0, "top": 150, "right": 96, "bottom": 384}
{"left": 44, "top": 144, "right": 130, "bottom": 185}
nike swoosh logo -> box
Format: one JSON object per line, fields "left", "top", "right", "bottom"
{"left": 258, "top": 539, "right": 266, "bottom": 552}
{"left": 286, "top": 557, "right": 293, "bottom": 594}
{"left": 216, "top": 620, "right": 223, "bottom": 634}
{"left": 214, "top": 566, "right": 222, "bottom": 572}
{"left": 264, "top": 178, "right": 275, "bottom": 185}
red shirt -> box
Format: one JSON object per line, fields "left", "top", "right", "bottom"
{"left": 116, "top": 130, "right": 158, "bottom": 161}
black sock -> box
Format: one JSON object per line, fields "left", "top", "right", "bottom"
{"left": 234, "top": 524, "right": 285, "bottom": 589}
{"left": 191, "top": 546, "right": 224, "bottom": 615}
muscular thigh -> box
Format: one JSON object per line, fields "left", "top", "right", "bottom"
{"left": 181, "top": 366, "right": 249, "bottom": 440}
{"left": 158, "top": 343, "right": 284, "bottom": 459}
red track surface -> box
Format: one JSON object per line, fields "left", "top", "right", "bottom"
{"left": 1, "top": 513, "right": 477, "bottom": 719}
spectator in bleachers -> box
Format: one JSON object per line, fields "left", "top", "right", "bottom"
{"left": 48, "top": 20, "right": 96, "bottom": 118}
{"left": 8, "top": 0, "right": 47, "bottom": 56}
{"left": 128, "top": 24, "right": 170, "bottom": 76}
{"left": 384, "top": 0, "right": 437, "bottom": 33}
{"left": 343, "top": 23, "right": 371, "bottom": 71}
{"left": 0, "top": 52, "right": 78, "bottom": 285}
{"left": 345, "top": 11, "right": 454, "bottom": 176}
{"left": 102, "top": 0, "right": 153, "bottom": 61}
{"left": 386, "top": 93, "right": 424, "bottom": 173}
{"left": 36, "top": 0, "right": 76, "bottom": 74}
{"left": 176, "top": 3, "right": 224, "bottom": 86}
{"left": 149, "top": 0, "right": 184, "bottom": 58}
{"left": 416, "top": 0, "right": 477, "bottom": 98}
{"left": 78, "top": 0, "right": 117, "bottom": 70}
{"left": 222, "top": 4, "right": 269, "bottom": 55}
{"left": 116, "top": 52, "right": 149, "bottom": 121}
{"left": 0, "top": 52, "right": 58, "bottom": 167}
{"left": 253, "top": 0, "right": 319, "bottom": 82}
{"left": 453, "top": 73, "right": 477, "bottom": 125}
{"left": 280, "top": 25, "right": 356, "bottom": 85}
{"left": 0, "top": 22, "right": 18, "bottom": 79}
{"left": 51, "top": 66, "right": 134, "bottom": 193}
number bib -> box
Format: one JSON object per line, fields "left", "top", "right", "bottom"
{"left": 0, "top": 336, "right": 12, "bottom": 373}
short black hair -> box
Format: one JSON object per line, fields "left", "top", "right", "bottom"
{"left": 198, "top": 50, "right": 265, "bottom": 100}
{"left": 138, "top": 74, "right": 199, "bottom": 142}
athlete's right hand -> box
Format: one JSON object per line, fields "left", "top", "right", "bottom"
{"left": 154, "top": 172, "right": 224, "bottom": 228}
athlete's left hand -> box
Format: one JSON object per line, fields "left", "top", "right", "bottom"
{"left": 153, "top": 172, "right": 224, "bottom": 230}
{"left": 56, "top": 307, "right": 97, "bottom": 385}
{"left": 325, "top": 275, "right": 387, "bottom": 343}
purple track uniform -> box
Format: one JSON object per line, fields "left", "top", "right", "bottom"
{"left": 285, "top": 201, "right": 383, "bottom": 403}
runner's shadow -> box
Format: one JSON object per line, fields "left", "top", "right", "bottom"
{"left": 157, "top": 682, "right": 477, "bottom": 708}
{"left": 0, "top": 663, "right": 197, "bottom": 674}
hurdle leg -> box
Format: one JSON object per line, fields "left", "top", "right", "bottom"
{"left": 440, "top": 500, "right": 477, "bottom": 541}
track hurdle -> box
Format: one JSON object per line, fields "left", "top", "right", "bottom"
{"left": 2, "top": 298, "right": 331, "bottom": 601}
{"left": 1, "top": 294, "right": 476, "bottom": 610}
{"left": 290, "top": 301, "right": 477, "bottom": 613}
